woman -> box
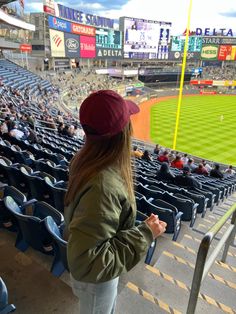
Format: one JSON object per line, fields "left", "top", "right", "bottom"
{"left": 64, "top": 90, "right": 166, "bottom": 314}
{"left": 156, "top": 162, "right": 175, "bottom": 183}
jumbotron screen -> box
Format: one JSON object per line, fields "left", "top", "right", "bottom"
{"left": 121, "top": 17, "right": 171, "bottom": 59}
{"left": 171, "top": 36, "right": 202, "bottom": 52}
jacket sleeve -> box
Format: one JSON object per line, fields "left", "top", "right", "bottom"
{"left": 67, "top": 183, "right": 154, "bottom": 283}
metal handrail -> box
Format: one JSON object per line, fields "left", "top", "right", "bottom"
{"left": 187, "top": 203, "right": 236, "bottom": 313}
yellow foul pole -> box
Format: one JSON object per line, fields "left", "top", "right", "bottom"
{"left": 172, "top": 0, "right": 193, "bottom": 150}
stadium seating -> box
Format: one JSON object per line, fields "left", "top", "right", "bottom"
{"left": 4, "top": 196, "right": 63, "bottom": 254}
{"left": 0, "top": 277, "right": 15, "bottom": 314}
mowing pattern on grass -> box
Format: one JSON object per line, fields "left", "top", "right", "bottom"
{"left": 150, "top": 95, "right": 236, "bottom": 166}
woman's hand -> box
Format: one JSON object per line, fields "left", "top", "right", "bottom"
{"left": 145, "top": 213, "right": 167, "bottom": 239}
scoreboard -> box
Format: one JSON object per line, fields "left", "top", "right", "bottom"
{"left": 171, "top": 36, "right": 202, "bottom": 52}
{"left": 120, "top": 17, "right": 172, "bottom": 59}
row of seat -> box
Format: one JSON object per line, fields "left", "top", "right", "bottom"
{"left": 0, "top": 184, "right": 157, "bottom": 279}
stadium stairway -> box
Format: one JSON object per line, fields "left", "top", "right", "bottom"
{"left": 0, "top": 191, "right": 235, "bottom": 313}
{"left": 116, "top": 193, "right": 236, "bottom": 314}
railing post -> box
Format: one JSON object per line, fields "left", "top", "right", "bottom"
{"left": 222, "top": 210, "right": 236, "bottom": 262}
{"left": 187, "top": 235, "right": 211, "bottom": 314}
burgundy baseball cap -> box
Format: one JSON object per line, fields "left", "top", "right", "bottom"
{"left": 79, "top": 90, "right": 140, "bottom": 137}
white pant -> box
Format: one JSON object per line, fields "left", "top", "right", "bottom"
{"left": 70, "top": 274, "right": 119, "bottom": 314}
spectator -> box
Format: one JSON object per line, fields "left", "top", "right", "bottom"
{"left": 171, "top": 155, "right": 184, "bottom": 169}
{"left": 174, "top": 166, "right": 202, "bottom": 188}
{"left": 202, "top": 159, "right": 212, "bottom": 172}
{"left": 131, "top": 145, "right": 143, "bottom": 158}
{"left": 158, "top": 151, "right": 169, "bottom": 163}
{"left": 153, "top": 144, "right": 160, "bottom": 155}
{"left": 195, "top": 163, "right": 209, "bottom": 176}
{"left": 181, "top": 153, "right": 188, "bottom": 165}
{"left": 187, "top": 158, "right": 197, "bottom": 172}
{"left": 64, "top": 90, "right": 166, "bottom": 314}
{"left": 210, "top": 164, "right": 224, "bottom": 179}
{"left": 156, "top": 163, "right": 175, "bottom": 183}
{"left": 9, "top": 122, "right": 26, "bottom": 140}
{"left": 0, "top": 116, "right": 11, "bottom": 134}
{"left": 225, "top": 165, "right": 235, "bottom": 175}
{"left": 141, "top": 150, "right": 153, "bottom": 162}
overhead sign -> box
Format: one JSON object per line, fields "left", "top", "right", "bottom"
{"left": 43, "top": 0, "right": 55, "bottom": 14}
{"left": 168, "top": 51, "right": 200, "bottom": 60}
{"left": 80, "top": 36, "right": 96, "bottom": 58}
{"left": 48, "top": 15, "right": 71, "bottom": 33}
{"left": 49, "top": 29, "right": 65, "bottom": 57}
{"left": 57, "top": 3, "right": 114, "bottom": 28}
{"left": 201, "top": 45, "right": 218, "bottom": 60}
{"left": 218, "top": 45, "right": 232, "bottom": 61}
{"left": 20, "top": 44, "right": 32, "bottom": 53}
{"left": 195, "top": 28, "right": 234, "bottom": 37}
{"left": 202, "top": 37, "right": 236, "bottom": 45}
{"left": 71, "top": 23, "right": 95, "bottom": 36}
{"left": 96, "top": 28, "right": 122, "bottom": 49}
{"left": 171, "top": 36, "right": 202, "bottom": 52}
{"left": 96, "top": 48, "right": 123, "bottom": 59}
{"left": 64, "top": 33, "right": 80, "bottom": 58}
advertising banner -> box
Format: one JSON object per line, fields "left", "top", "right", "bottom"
{"left": 218, "top": 45, "right": 232, "bottom": 61}
{"left": 71, "top": 23, "right": 95, "bottom": 36}
{"left": 201, "top": 45, "right": 218, "bottom": 60}
{"left": 80, "top": 35, "right": 96, "bottom": 58}
{"left": 96, "top": 28, "right": 122, "bottom": 49}
{"left": 20, "top": 44, "right": 32, "bottom": 53}
{"left": 49, "top": 29, "right": 65, "bottom": 57}
{"left": 64, "top": 32, "right": 80, "bottom": 58}
{"left": 43, "top": 0, "right": 55, "bottom": 14}
{"left": 48, "top": 15, "right": 71, "bottom": 33}
{"left": 231, "top": 46, "right": 236, "bottom": 60}
{"left": 171, "top": 36, "right": 202, "bottom": 52}
{"left": 213, "top": 80, "right": 226, "bottom": 86}
{"left": 190, "top": 80, "right": 213, "bottom": 85}
{"left": 96, "top": 48, "right": 123, "bottom": 59}
{"left": 224, "top": 80, "right": 236, "bottom": 86}
{"left": 168, "top": 51, "right": 200, "bottom": 60}
{"left": 202, "top": 37, "right": 236, "bottom": 45}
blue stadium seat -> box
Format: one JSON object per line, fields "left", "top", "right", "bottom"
{"left": 4, "top": 196, "right": 64, "bottom": 254}
{"left": 0, "top": 277, "right": 16, "bottom": 314}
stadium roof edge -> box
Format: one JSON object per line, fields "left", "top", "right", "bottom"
{"left": 0, "top": 8, "right": 35, "bottom": 31}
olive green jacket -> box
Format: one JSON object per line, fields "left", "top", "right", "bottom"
{"left": 64, "top": 166, "right": 153, "bottom": 283}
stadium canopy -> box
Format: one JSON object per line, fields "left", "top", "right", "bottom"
{"left": 0, "top": 8, "right": 35, "bottom": 31}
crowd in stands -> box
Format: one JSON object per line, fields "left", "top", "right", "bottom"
{"left": 132, "top": 143, "right": 235, "bottom": 188}
{"left": 201, "top": 66, "right": 236, "bottom": 80}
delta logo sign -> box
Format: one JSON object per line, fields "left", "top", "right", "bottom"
{"left": 183, "top": 28, "right": 235, "bottom": 37}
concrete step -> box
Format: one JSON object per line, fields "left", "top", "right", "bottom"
{"left": 118, "top": 260, "right": 225, "bottom": 314}
{"left": 154, "top": 241, "right": 236, "bottom": 284}
{"left": 155, "top": 252, "right": 236, "bottom": 312}
{"left": 181, "top": 233, "right": 236, "bottom": 259}
{"left": 116, "top": 283, "right": 180, "bottom": 314}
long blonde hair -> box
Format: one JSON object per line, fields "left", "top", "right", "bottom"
{"left": 64, "top": 122, "right": 134, "bottom": 206}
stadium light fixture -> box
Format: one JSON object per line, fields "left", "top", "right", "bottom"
{"left": 172, "top": 0, "right": 193, "bottom": 150}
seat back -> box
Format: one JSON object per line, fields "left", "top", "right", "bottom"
{"left": 0, "top": 277, "right": 16, "bottom": 313}
{"left": 44, "top": 216, "right": 68, "bottom": 276}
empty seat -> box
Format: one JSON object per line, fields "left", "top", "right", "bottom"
{"left": 44, "top": 216, "right": 68, "bottom": 277}
{"left": 0, "top": 277, "right": 16, "bottom": 314}
{"left": 4, "top": 196, "right": 64, "bottom": 254}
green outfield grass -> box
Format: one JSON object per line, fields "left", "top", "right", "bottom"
{"left": 150, "top": 95, "right": 236, "bottom": 166}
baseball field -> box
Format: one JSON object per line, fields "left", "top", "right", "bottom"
{"left": 149, "top": 95, "right": 236, "bottom": 166}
